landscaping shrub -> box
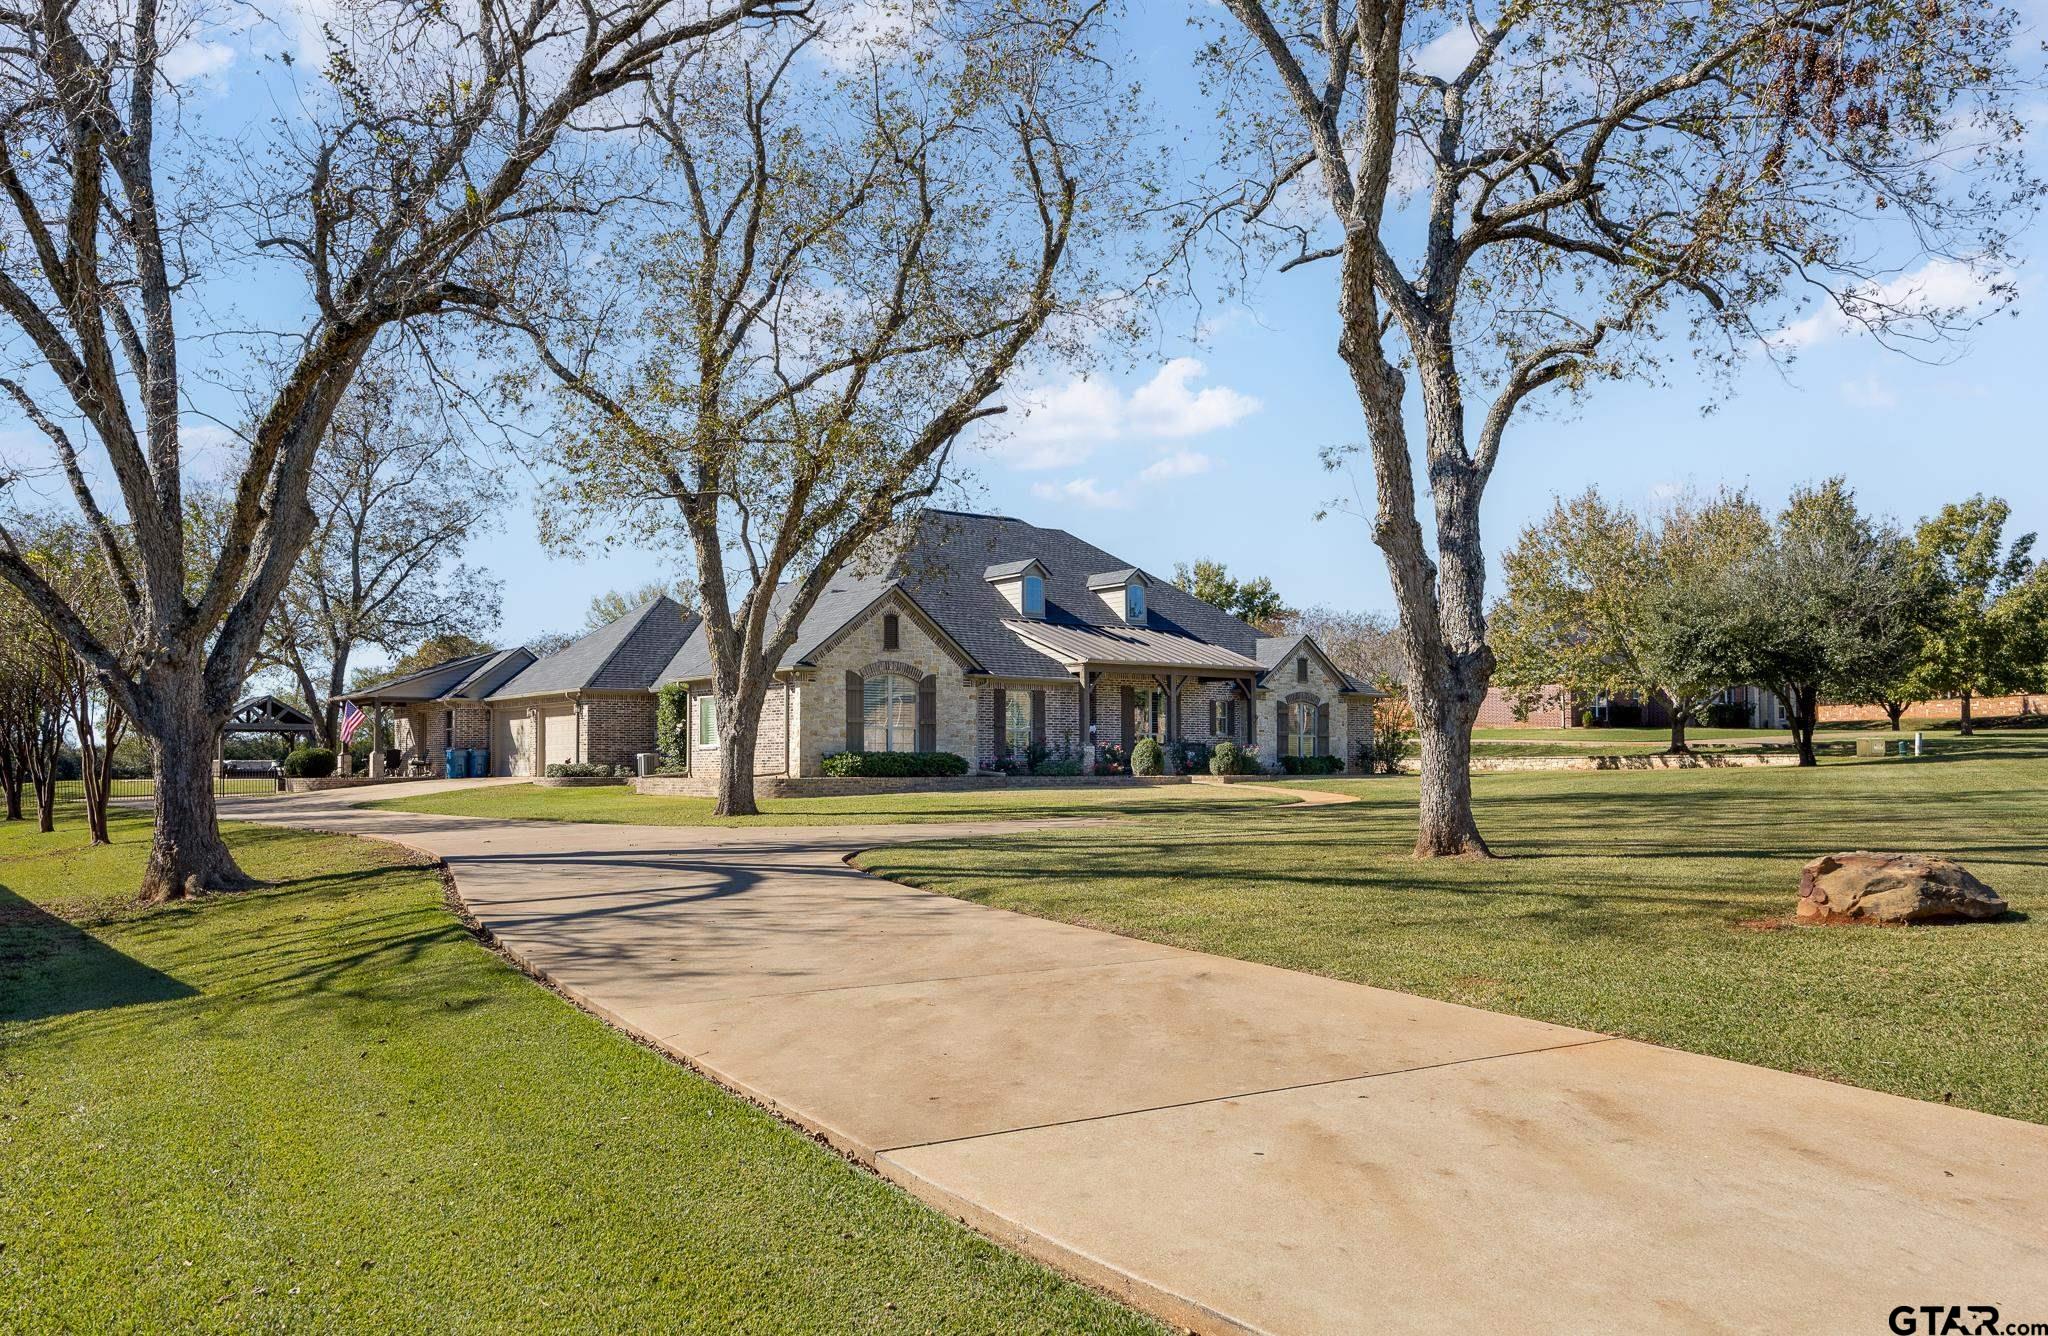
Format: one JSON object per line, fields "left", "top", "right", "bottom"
{"left": 1579, "top": 708, "right": 1600, "bottom": 728}
{"left": 1131, "top": 736, "right": 1164, "bottom": 776}
{"left": 820, "top": 751, "right": 969, "bottom": 778}
{"left": 1278, "top": 754, "right": 1343, "bottom": 775}
{"left": 545, "top": 762, "right": 623, "bottom": 778}
{"left": 1174, "top": 742, "right": 1210, "bottom": 775}
{"left": 655, "top": 683, "right": 689, "bottom": 770}
{"left": 1705, "top": 701, "right": 1754, "bottom": 729}
{"left": 1368, "top": 691, "right": 1415, "bottom": 774}
{"left": 1032, "top": 752, "right": 1083, "bottom": 777}
{"left": 283, "top": 746, "right": 336, "bottom": 778}
{"left": 1093, "top": 742, "right": 1128, "bottom": 776}
{"left": 1209, "top": 741, "right": 1245, "bottom": 775}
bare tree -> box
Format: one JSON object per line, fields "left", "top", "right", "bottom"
{"left": 258, "top": 354, "right": 508, "bottom": 748}
{"left": 0, "top": 0, "right": 805, "bottom": 899}
{"left": 509, "top": 2, "right": 1141, "bottom": 815}
{"left": 1187, "top": 0, "right": 2035, "bottom": 854}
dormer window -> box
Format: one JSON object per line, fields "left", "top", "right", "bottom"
{"left": 1087, "top": 567, "right": 1151, "bottom": 625}
{"left": 985, "top": 558, "right": 1051, "bottom": 619}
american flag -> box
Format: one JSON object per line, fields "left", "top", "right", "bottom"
{"left": 338, "top": 700, "right": 366, "bottom": 747}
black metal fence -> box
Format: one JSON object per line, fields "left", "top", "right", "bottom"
{"left": 56, "top": 772, "right": 284, "bottom": 804}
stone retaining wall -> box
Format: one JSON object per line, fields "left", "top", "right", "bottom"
{"left": 1397, "top": 752, "right": 1803, "bottom": 774}
{"left": 281, "top": 775, "right": 430, "bottom": 793}
{"left": 634, "top": 773, "right": 1199, "bottom": 799}
{"left": 533, "top": 776, "right": 630, "bottom": 788}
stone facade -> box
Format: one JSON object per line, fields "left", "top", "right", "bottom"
{"left": 789, "top": 593, "right": 977, "bottom": 775}
{"left": 390, "top": 702, "right": 491, "bottom": 769}
{"left": 1254, "top": 648, "right": 1362, "bottom": 769}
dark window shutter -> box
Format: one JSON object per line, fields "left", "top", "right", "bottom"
{"left": 883, "top": 613, "right": 900, "bottom": 651}
{"left": 1121, "top": 685, "right": 1136, "bottom": 744}
{"left": 992, "top": 687, "right": 1007, "bottom": 755}
{"left": 1030, "top": 689, "right": 1046, "bottom": 748}
{"left": 1275, "top": 702, "right": 1287, "bottom": 756}
{"left": 1316, "top": 702, "right": 1331, "bottom": 755}
{"left": 917, "top": 674, "right": 937, "bottom": 751}
{"left": 1207, "top": 700, "right": 1217, "bottom": 734}
{"left": 845, "top": 671, "right": 864, "bottom": 753}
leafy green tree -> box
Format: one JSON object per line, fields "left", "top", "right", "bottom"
{"left": 1191, "top": 0, "right": 2032, "bottom": 855}
{"left": 1492, "top": 489, "right": 1765, "bottom": 753}
{"left": 1906, "top": 497, "right": 2047, "bottom": 734}
{"left": 1172, "top": 559, "right": 1292, "bottom": 631}
{"left": 586, "top": 582, "right": 697, "bottom": 632}
{"left": 1721, "top": 481, "right": 1924, "bottom": 765}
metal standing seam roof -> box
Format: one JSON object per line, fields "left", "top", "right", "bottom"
{"left": 1002, "top": 620, "right": 1263, "bottom": 672}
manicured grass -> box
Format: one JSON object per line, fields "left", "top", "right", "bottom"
{"left": 0, "top": 805, "right": 1154, "bottom": 1332}
{"left": 367, "top": 780, "right": 1292, "bottom": 825}
{"left": 859, "top": 751, "right": 2048, "bottom": 1124}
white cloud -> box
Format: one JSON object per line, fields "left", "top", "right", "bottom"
{"left": 1838, "top": 374, "right": 1900, "bottom": 410}
{"left": 161, "top": 39, "right": 236, "bottom": 83}
{"left": 997, "top": 357, "right": 1259, "bottom": 469}
{"left": 1137, "top": 450, "right": 1213, "bottom": 484}
{"left": 1771, "top": 258, "right": 2006, "bottom": 350}
{"left": 1030, "top": 476, "right": 1129, "bottom": 510}
{"left": 1408, "top": 23, "right": 1479, "bottom": 79}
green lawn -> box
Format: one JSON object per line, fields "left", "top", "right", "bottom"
{"left": 859, "top": 750, "right": 2048, "bottom": 1124}
{"left": 0, "top": 806, "right": 1153, "bottom": 1332}
{"left": 367, "top": 780, "right": 1292, "bottom": 825}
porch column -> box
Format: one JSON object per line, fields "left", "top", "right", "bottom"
{"left": 1078, "top": 669, "right": 1097, "bottom": 774}
{"left": 368, "top": 706, "right": 386, "bottom": 777}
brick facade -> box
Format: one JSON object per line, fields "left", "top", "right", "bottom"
{"left": 578, "top": 692, "right": 658, "bottom": 768}
{"left": 789, "top": 593, "right": 977, "bottom": 774}
{"left": 976, "top": 678, "right": 1084, "bottom": 768}
{"left": 1818, "top": 692, "right": 2048, "bottom": 724}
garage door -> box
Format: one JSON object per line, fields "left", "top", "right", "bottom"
{"left": 493, "top": 708, "right": 535, "bottom": 776}
{"left": 540, "top": 705, "right": 577, "bottom": 772}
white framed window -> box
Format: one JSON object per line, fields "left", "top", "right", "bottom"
{"left": 1124, "top": 583, "right": 1145, "bottom": 624}
{"left": 1004, "top": 694, "right": 1031, "bottom": 755}
{"left": 1021, "top": 574, "right": 1045, "bottom": 619}
{"left": 1285, "top": 701, "right": 1317, "bottom": 757}
{"left": 863, "top": 673, "right": 918, "bottom": 752}
{"left": 695, "top": 694, "right": 717, "bottom": 747}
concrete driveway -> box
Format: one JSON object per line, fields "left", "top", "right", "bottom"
{"left": 226, "top": 781, "right": 2048, "bottom": 1335}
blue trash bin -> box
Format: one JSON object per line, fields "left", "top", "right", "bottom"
{"left": 467, "top": 747, "right": 489, "bottom": 778}
{"left": 444, "top": 748, "right": 462, "bottom": 779}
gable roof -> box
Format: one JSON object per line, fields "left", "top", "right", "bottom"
{"left": 1084, "top": 566, "right": 1147, "bottom": 590}
{"left": 494, "top": 596, "right": 697, "bottom": 698}
{"left": 655, "top": 511, "right": 1289, "bottom": 685}
{"left": 1254, "top": 633, "right": 1381, "bottom": 695}
{"left": 983, "top": 558, "right": 1045, "bottom": 581}
{"left": 343, "top": 646, "right": 536, "bottom": 704}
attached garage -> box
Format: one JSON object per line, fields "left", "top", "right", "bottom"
{"left": 493, "top": 707, "right": 536, "bottom": 776}
{"left": 540, "top": 705, "right": 578, "bottom": 772}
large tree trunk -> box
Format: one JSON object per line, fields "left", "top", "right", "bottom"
{"left": 138, "top": 685, "right": 254, "bottom": 902}
{"left": 1957, "top": 689, "right": 1974, "bottom": 736}
{"left": 1885, "top": 700, "right": 1906, "bottom": 731}
{"left": 712, "top": 677, "right": 770, "bottom": 818}
{"left": 1410, "top": 676, "right": 1488, "bottom": 857}
{"left": 1667, "top": 710, "right": 1689, "bottom": 755}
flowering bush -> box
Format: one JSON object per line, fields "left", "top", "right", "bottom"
{"left": 1094, "top": 741, "right": 1128, "bottom": 776}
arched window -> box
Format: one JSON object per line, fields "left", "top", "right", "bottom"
{"left": 862, "top": 673, "right": 918, "bottom": 752}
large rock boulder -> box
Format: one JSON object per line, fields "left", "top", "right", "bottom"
{"left": 1796, "top": 852, "right": 2008, "bottom": 924}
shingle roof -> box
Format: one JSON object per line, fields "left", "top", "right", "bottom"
{"left": 983, "top": 558, "right": 1044, "bottom": 580}
{"left": 1254, "top": 634, "right": 1381, "bottom": 695}
{"left": 1084, "top": 566, "right": 1145, "bottom": 589}
{"left": 493, "top": 596, "right": 697, "bottom": 698}
{"left": 344, "top": 647, "right": 535, "bottom": 703}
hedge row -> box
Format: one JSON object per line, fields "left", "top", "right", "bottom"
{"left": 820, "top": 751, "right": 969, "bottom": 778}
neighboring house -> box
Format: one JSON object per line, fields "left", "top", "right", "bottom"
{"left": 342, "top": 511, "right": 1380, "bottom": 782}
{"left": 343, "top": 597, "right": 697, "bottom": 776}
{"left": 339, "top": 647, "right": 536, "bottom": 772}
{"left": 1476, "top": 682, "right": 1789, "bottom": 729}
{"left": 653, "top": 510, "right": 1381, "bottom": 784}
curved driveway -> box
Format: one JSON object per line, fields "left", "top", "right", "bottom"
{"left": 227, "top": 781, "right": 2048, "bottom": 1335}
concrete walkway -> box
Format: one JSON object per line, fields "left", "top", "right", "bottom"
{"left": 226, "top": 782, "right": 2048, "bottom": 1335}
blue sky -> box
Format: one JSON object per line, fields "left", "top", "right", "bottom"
{"left": 3, "top": 2, "right": 2036, "bottom": 663}
{"left": 463, "top": 2, "right": 2048, "bottom": 653}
